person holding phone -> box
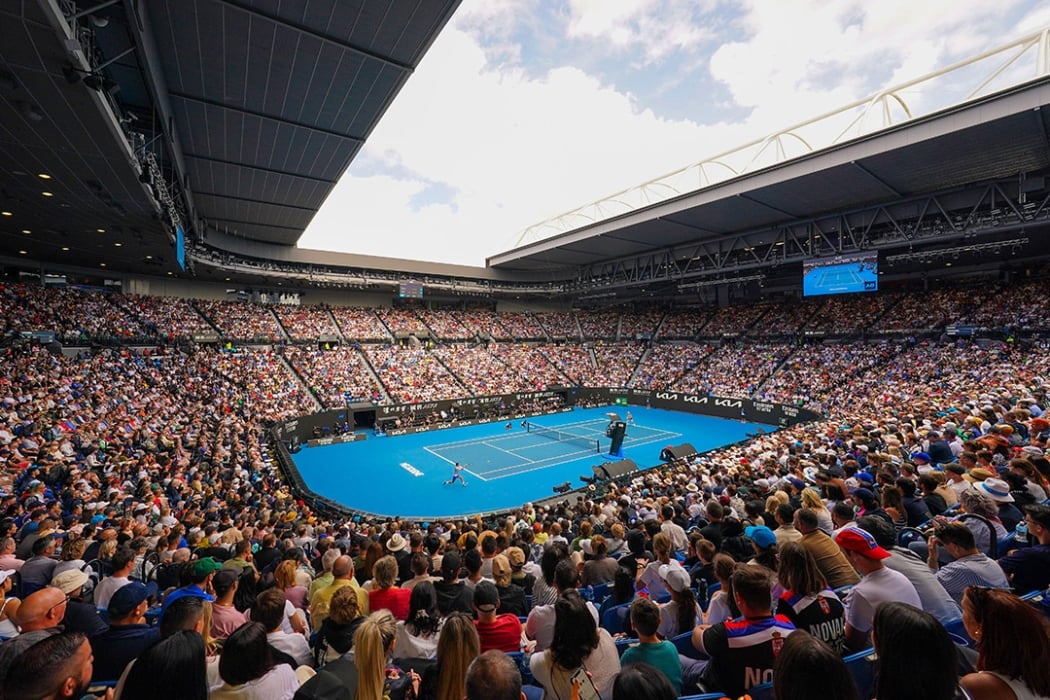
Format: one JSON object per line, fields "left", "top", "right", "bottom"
{"left": 530, "top": 591, "right": 620, "bottom": 700}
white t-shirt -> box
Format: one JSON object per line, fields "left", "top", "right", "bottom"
{"left": 844, "top": 566, "right": 921, "bottom": 634}
{"left": 210, "top": 663, "right": 299, "bottom": 700}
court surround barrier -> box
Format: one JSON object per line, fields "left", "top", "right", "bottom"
{"left": 271, "top": 388, "right": 818, "bottom": 519}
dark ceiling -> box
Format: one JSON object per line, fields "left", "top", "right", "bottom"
{"left": 0, "top": 0, "right": 459, "bottom": 276}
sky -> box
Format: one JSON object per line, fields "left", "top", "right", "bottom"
{"left": 297, "top": 0, "right": 1050, "bottom": 268}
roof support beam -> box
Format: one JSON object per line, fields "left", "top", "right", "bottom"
{"left": 169, "top": 92, "right": 365, "bottom": 143}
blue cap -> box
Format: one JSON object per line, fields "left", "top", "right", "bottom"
{"left": 856, "top": 472, "right": 874, "bottom": 484}
{"left": 912, "top": 452, "right": 931, "bottom": 462}
{"left": 745, "top": 525, "right": 777, "bottom": 549}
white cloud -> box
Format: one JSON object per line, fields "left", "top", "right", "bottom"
{"left": 300, "top": 0, "right": 1050, "bottom": 267}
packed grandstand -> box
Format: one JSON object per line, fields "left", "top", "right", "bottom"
{"left": 1, "top": 279, "right": 1050, "bottom": 699}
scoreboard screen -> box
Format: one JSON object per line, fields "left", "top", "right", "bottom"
{"left": 399, "top": 282, "right": 423, "bottom": 299}
{"left": 802, "top": 252, "right": 878, "bottom": 297}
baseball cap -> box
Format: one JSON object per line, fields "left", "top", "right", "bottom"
{"left": 745, "top": 525, "right": 777, "bottom": 550}
{"left": 440, "top": 550, "right": 461, "bottom": 578}
{"left": 658, "top": 564, "right": 691, "bottom": 593}
{"left": 835, "top": 527, "right": 891, "bottom": 560}
{"left": 108, "top": 581, "right": 148, "bottom": 617}
{"left": 850, "top": 487, "right": 875, "bottom": 502}
{"left": 472, "top": 580, "right": 499, "bottom": 612}
{"left": 912, "top": 452, "right": 931, "bottom": 463}
{"left": 505, "top": 546, "right": 526, "bottom": 569}
{"left": 191, "top": 557, "right": 223, "bottom": 577}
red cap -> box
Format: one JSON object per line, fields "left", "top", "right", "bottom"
{"left": 835, "top": 527, "right": 891, "bottom": 560}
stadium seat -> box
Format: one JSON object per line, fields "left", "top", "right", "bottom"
{"left": 671, "top": 630, "right": 702, "bottom": 660}
{"left": 833, "top": 584, "right": 854, "bottom": 600}
{"left": 896, "top": 527, "right": 927, "bottom": 548}
{"left": 942, "top": 617, "right": 975, "bottom": 647}
{"left": 600, "top": 602, "right": 631, "bottom": 635}
{"left": 506, "top": 651, "right": 536, "bottom": 687}
{"left": 615, "top": 637, "right": 636, "bottom": 657}
{"left": 678, "top": 693, "right": 729, "bottom": 700}
{"left": 957, "top": 514, "right": 997, "bottom": 558}
{"left": 843, "top": 647, "right": 877, "bottom": 699}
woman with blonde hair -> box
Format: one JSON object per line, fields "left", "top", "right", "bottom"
{"left": 800, "top": 488, "right": 833, "bottom": 534}
{"left": 418, "top": 612, "right": 479, "bottom": 700}
{"left": 274, "top": 559, "right": 308, "bottom": 612}
{"left": 354, "top": 609, "right": 419, "bottom": 700}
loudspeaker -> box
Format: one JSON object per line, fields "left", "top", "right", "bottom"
{"left": 659, "top": 443, "right": 697, "bottom": 461}
{"left": 603, "top": 458, "right": 638, "bottom": 480}
{"left": 552, "top": 481, "right": 572, "bottom": 494}
{"left": 592, "top": 465, "right": 611, "bottom": 481}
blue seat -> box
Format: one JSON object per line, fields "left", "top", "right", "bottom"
{"left": 844, "top": 647, "right": 877, "bottom": 699}
{"left": 615, "top": 637, "right": 636, "bottom": 657}
{"left": 671, "top": 630, "right": 702, "bottom": 660}
{"left": 833, "top": 584, "right": 854, "bottom": 600}
{"left": 678, "top": 694, "right": 728, "bottom": 700}
{"left": 897, "top": 527, "right": 927, "bottom": 548}
{"left": 600, "top": 602, "right": 631, "bottom": 635}
{"left": 942, "top": 617, "right": 974, "bottom": 647}
{"left": 590, "top": 582, "right": 609, "bottom": 605}
{"left": 749, "top": 681, "right": 774, "bottom": 700}
{"left": 506, "top": 651, "right": 536, "bottom": 686}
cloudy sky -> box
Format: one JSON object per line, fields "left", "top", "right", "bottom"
{"left": 297, "top": 0, "right": 1050, "bottom": 267}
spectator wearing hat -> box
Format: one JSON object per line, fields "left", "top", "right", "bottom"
{"left": 925, "top": 522, "right": 1010, "bottom": 603}
{"left": 490, "top": 554, "right": 526, "bottom": 617}
{"left": 975, "top": 478, "right": 1024, "bottom": 532}
{"left": 161, "top": 556, "right": 221, "bottom": 612}
{"left": 620, "top": 597, "right": 683, "bottom": 694}
{"left": 835, "top": 525, "right": 921, "bottom": 651}
{"left": 504, "top": 546, "right": 536, "bottom": 596}
{"left": 472, "top": 580, "right": 521, "bottom": 653}
{"left": 793, "top": 509, "right": 859, "bottom": 589}
{"left": 998, "top": 504, "right": 1050, "bottom": 594}
{"left": 657, "top": 563, "right": 699, "bottom": 639}
{"left": 90, "top": 581, "right": 159, "bottom": 681}
{"left": 856, "top": 515, "right": 960, "bottom": 624}
{"left": 51, "top": 569, "right": 107, "bottom": 639}
{"left": 426, "top": 551, "right": 467, "bottom": 619}
{"left": 744, "top": 525, "right": 780, "bottom": 571}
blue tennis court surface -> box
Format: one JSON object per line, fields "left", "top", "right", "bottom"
{"left": 291, "top": 405, "right": 775, "bottom": 518}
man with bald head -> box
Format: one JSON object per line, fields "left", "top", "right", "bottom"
{"left": 16, "top": 587, "right": 69, "bottom": 633}
{"left": 310, "top": 554, "right": 368, "bottom": 630}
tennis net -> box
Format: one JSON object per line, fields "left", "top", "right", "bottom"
{"left": 525, "top": 422, "right": 601, "bottom": 453}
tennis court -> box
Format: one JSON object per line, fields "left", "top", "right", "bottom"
{"left": 425, "top": 418, "right": 681, "bottom": 481}
{"left": 290, "top": 405, "right": 775, "bottom": 519}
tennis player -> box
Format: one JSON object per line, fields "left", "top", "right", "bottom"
{"left": 444, "top": 462, "right": 468, "bottom": 486}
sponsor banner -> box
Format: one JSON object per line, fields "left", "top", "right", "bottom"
{"left": 573, "top": 387, "right": 818, "bottom": 426}
{"left": 306, "top": 433, "right": 364, "bottom": 448}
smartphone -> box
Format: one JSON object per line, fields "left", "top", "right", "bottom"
{"left": 569, "top": 667, "right": 601, "bottom": 700}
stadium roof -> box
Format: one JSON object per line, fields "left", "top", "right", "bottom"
{"left": 488, "top": 75, "right": 1050, "bottom": 278}
{"left": 0, "top": 0, "right": 458, "bottom": 274}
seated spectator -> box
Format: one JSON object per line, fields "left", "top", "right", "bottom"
{"left": 0, "top": 570, "right": 21, "bottom": 638}
{"left": 50, "top": 569, "right": 105, "bottom": 639}
{"left": 703, "top": 553, "right": 740, "bottom": 625}
{"left": 794, "top": 508, "right": 859, "bottom": 589}
{"left": 93, "top": 546, "right": 136, "bottom": 611}
{"left": 251, "top": 588, "right": 313, "bottom": 668}
{"left": 19, "top": 536, "right": 58, "bottom": 594}
{"left": 505, "top": 546, "right": 536, "bottom": 596}
{"left": 775, "top": 542, "right": 846, "bottom": 654}
{"left": 619, "top": 598, "right": 682, "bottom": 694}
{"left": 872, "top": 602, "right": 962, "bottom": 700}
{"left": 686, "top": 563, "right": 795, "bottom": 698}
{"left": 418, "top": 612, "right": 477, "bottom": 700}
{"left": 314, "top": 586, "right": 365, "bottom": 666}
{"left": 960, "top": 586, "right": 1050, "bottom": 700}
{"left": 211, "top": 621, "right": 300, "bottom": 700}
{"left": 656, "top": 564, "right": 699, "bottom": 640}
{"left": 772, "top": 631, "right": 858, "bottom": 700}
{"left": 472, "top": 580, "right": 522, "bottom": 653}
{"left": 612, "top": 662, "right": 678, "bottom": 700}
{"left": 119, "top": 630, "right": 208, "bottom": 700}
{"left": 1, "top": 631, "right": 95, "bottom": 700}
{"left": 580, "top": 535, "right": 619, "bottom": 588}
{"left": 368, "top": 555, "right": 412, "bottom": 622}
{"left": 491, "top": 554, "right": 526, "bottom": 617}
{"left": 16, "top": 587, "right": 69, "bottom": 633}
{"left": 997, "top": 504, "right": 1050, "bottom": 594}
{"left": 210, "top": 569, "right": 247, "bottom": 640}
{"left": 393, "top": 581, "right": 442, "bottom": 660}
{"left": 465, "top": 649, "right": 523, "bottom": 700}
{"left": 91, "top": 582, "right": 160, "bottom": 682}
{"left": 836, "top": 526, "right": 920, "bottom": 651}
{"left": 432, "top": 551, "right": 472, "bottom": 617}
{"left": 926, "top": 522, "right": 1010, "bottom": 603}
{"left": 526, "top": 560, "right": 598, "bottom": 651}
{"left": 529, "top": 590, "right": 621, "bottom": 700}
